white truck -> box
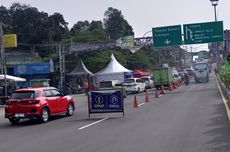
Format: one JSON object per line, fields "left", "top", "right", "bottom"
{"left": 194, "top": 62, "right": 209, "bottom": 83}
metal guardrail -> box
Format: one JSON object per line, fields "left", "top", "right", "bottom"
{"left": 217, "top": 74, "right": 230, "bottom": 108}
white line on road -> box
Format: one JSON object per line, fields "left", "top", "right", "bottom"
{"left": 0, "top": 108, "right": 4, "bottom": 117}
{"left": 78, "top": 117, "right": 110, "bottom": 130}
{"left": 138, "top": 103, "right": 145, "bottom": 107}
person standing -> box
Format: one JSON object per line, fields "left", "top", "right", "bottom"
{"left": 83, "top": 80, "right": 89, "bottom": 94}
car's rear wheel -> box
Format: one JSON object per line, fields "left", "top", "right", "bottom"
{"left": 66, "top": 103, "right": 74, "bottom": 116}
{"left": 9, "top": 117, "right": 20, "bottom": 125}
{"left": 40, "top": 108, "right": 49, "bottom": 123}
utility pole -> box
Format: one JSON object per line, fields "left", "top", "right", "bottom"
{"left": 0, "top": 24, "right": 4, "bottom": 74}
{"left": 0, "top": 23, "right": 8, "bottom": 98}
{"left": 59, "top": 44, "right": 65, "bottom": 93}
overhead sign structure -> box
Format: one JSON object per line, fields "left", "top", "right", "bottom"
{"left": 152, "top": 25, "right": 182, "bottom": 47}
{"left": 183, "top": 21, "right": 224, "bottom": 45}
{"left": 88, "top": 90, "right": 124, "bottom": 117}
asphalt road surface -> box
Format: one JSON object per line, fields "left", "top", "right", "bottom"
{"left": 0, "top": 72, "right": 230, "bottom": 152}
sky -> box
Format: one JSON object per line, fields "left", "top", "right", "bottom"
{"left": 1, "top": 0, "right": 230, "bottom": 51}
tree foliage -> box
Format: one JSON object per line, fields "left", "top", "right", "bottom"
{"left": 0, "top": 3, "right": 185, "bottom": 75}
{"left": 103, "top": 7, "right": 134, "bottom": 39}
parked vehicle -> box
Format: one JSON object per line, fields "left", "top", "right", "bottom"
{"left": 98, "top": 80, "right": 127, "bottom": 98}
{"left": 172, "top": 68, "right": 182, "bottom": 84}
{"left": 140, "top": 76, "right": 154, "bottom": 89}
{"left": 194, "top": 62, "right": 209, "bottom": 83}
{"left": 0, "top": 75, "right": 27, "bottom": 105}
{"left": 153, "top": 67, "right": 175, "bottom": 89}
{"left": 5, "top": 87, "right": 75, "bottom": 124}
{"left": 123, "top": 78, "right": 146, "bottom": 93}
{"left": 184, "top": 67, "right": 194, "bottom": 78}
{"left": 177, "top": 69, "right": 188, "bottom": 81}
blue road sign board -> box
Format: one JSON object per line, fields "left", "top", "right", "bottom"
{"left": 88, "top": 90, "right": 124, "bottom": 116}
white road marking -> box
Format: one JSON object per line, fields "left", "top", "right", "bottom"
{"left": 138, "top": 103, "right": 145, "bottom": 107}
{"left": 78, "top": 117, "right": 110, "bottom": 130}
{"left": 0, "top": 108, "right": 4, "bottom": 117}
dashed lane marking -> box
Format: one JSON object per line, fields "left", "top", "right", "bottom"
{"left": 138, "top": 103, "right": 145, "bottom": 107}
{"left": 78, "top": 117, "right": 110, "bottom": 130}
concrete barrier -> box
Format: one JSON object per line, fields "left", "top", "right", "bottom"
{"left": 217, "top": 74, "right": 230, "bottom": 108}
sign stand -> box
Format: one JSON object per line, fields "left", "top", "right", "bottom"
{"left": 88, "top": 90, "right": 124, "bottom": 118}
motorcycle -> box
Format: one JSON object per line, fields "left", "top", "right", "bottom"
{"left": 184, "top": 75, "right": 190, "bottom": 85}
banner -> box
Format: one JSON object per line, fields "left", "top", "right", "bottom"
{"left": 3, "top": 34, "right": 17, "bottom": 48}
{"left": 14, "top": 62, "right": 50, "bottom": 75}
{"left": 116, "top": 35, "right": 134, "bottom": 49}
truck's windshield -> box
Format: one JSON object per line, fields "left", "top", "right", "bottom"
{"left": 194, "top": 63, "right": 208, "bottom": 70}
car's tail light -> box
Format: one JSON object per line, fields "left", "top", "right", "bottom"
{"left": 28, "top": 100, "right": 39, "bottom": 104}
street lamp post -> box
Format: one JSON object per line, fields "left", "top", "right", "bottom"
{"left": 210, "top": 0, "right": 219, "bottom": 22}
{"left": 210, "top": 0, "right": 219, "bottom": 66}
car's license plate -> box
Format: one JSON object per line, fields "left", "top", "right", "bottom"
{"left": 15, "top": 113, "right": 25, "bottom": 117}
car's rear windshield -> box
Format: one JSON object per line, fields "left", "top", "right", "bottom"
{"left": 99, "top": 82, "right": 113, "bottom": 88}
{"left": 194, "top": 63, "right": 208, "bottom": 70}
{"left": 11, "top": 90, "right": 40, "bottom": 99}
{"left": 124, "top": 79, "right": 135, "bottom": 83}
{"left": 141, "top": 78, "right": 149, "bottom": 81}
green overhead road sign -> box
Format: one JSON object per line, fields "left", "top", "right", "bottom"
{"left": 183, "top": 21, "right": 224, "bottom": 45}
{"left": 152, "top": 25, "right": 182, "bottom": 47}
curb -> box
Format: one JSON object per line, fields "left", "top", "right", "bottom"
{"left": 216, "top": 74, "right": 230, "bottom": 121}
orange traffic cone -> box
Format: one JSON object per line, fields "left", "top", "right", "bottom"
{"left": 145, "top": 90, "right": 149, "bottom": 102}
{"left": 155, "top": 89, "right": 159, "bottom": 98}
{"left": 168, "top": 83, "right": 173, "bottom": 91}
{"left": 134, "top": 96, "right": 138, "bottom": 108}
{"left": 173, "top": 83, "right": 177, "bottom": 89}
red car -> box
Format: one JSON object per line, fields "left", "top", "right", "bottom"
{"left": 5, "top": 87, "right": 75, "bottom": 124}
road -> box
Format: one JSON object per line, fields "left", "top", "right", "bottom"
{"left": 0, "top": 72, "right": 230, "bottom": 152}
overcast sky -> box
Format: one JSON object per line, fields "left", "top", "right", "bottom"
{"left": 2, "top": 0, "right": 230, "bottom": 51}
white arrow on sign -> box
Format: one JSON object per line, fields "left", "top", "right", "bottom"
{"left": 164, "top": 39, "right": 171, "bottom": 45}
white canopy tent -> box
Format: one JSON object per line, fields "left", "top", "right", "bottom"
{"left": 0, "top": 75, "right": 26, "bottom": 82}
{"left": 95, "top": 54, "right": 132, "bottom": 83}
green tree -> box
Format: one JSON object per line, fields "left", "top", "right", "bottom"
{"left": 69, "top": 20, "right": 107, "bottom": 43}
{"left": 9, "top": 3, "right": 52, "bottom": 44}
{"left": 103, "top": 7, "right": 134, "bottom": 39}
{"left": 48, "top": 12, "right": 69, "bottom": 42}
{"left": 88, "top": 20, "right": 103, "bottom": 31}
{"left": 0, "top": 6, "right": 12, "bottom": 33}
{"left": 70, "top": 20, "right": 89, "bottom": 35}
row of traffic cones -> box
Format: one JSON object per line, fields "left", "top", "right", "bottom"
{"left": 155, "top": 85, "right": 166, "bottom": 98}
{"left": 134, "top": 82, "right": 182, "bottom": 108}
{"left": 133, "top": 90, "right": 150, "bottom": 108}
